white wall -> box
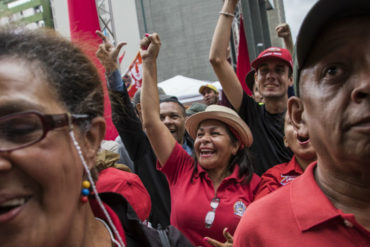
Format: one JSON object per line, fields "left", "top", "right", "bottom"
{"left": 50, "top": 0, "right": 140, "bottom": 74}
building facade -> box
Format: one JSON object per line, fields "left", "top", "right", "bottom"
{"left": 0, "top": 0, "right": 53, "bottom": 28}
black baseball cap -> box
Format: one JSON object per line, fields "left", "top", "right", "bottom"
{"left": 294, "top": 0, "right": 370, "bottom": 96}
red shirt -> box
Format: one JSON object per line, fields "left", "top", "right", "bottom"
{"left": 97, "top": 167, "right": 151, "bottom": 221}
{"left": 233, "top": 162, "right": 370, "bottom": 247}
{"left": 158, "top": 143, "right": 260, "bottom": 247}
{"left": 254, "top": 155, "right": 303, "bottom": 200}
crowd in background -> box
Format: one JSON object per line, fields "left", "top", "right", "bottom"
{"left": 0, "top": 0, "right": 369, "bottom": 247}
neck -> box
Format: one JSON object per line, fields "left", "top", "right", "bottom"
{"left": 63, "top": 203, "right": 113, "bottom": 247}
{"left": 264, "top": 95, "right": 288, "bottom": 114}
{"left": 315, "top": 163, "right": 370, "bottom": 230}
{"left": 207, "top": 167, "right": 231, "bottom": 192}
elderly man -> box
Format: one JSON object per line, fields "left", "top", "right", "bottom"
{"left": 234, "top": 0, "right": 370, "bottom": 246}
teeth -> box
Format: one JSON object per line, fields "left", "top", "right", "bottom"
{"left": 0, "top": 198, "right": 27, "bottom": 207}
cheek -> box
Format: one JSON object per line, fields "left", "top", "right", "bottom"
{"left": 26, "top": 132, "right": 83, "bottom": 207}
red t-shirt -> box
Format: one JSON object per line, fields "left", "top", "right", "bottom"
{"left": 254, "top": 155, "right": 303, "bottom": 200}
{"left": 157, "top": 143, "right": 260, "bottom": 247}
{"left": 233, "top": 162, "right": 370, "bottom": 247}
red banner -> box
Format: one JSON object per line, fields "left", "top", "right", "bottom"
{"left": 126, "top": 52, "right": 143, "bottom": 98}
{"left": 67, "top": 0, "right": 118, "bottom": 140}
{"left": 236, "top": 18, "right": 252, "bottom": 96}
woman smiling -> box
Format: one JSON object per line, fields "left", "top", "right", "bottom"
{"left": 0, "top": 28, "right": 125, "bottom": 247}
{"left": 140, "top": 33, "right": 260, "bottom": 247}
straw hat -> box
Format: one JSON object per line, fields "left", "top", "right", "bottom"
{"left": 185, "top": 105, "right": 253, "bottom": 147}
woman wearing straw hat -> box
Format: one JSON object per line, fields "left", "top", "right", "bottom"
{"left": 140, "top": 33, "right": 260, "bottom": 247}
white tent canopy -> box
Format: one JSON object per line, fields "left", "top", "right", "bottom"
{"left": 158, "top": 75, "right": 221, "bottom": 105}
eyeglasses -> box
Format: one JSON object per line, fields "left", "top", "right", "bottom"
{"left": 205, "top": 197, "right": 220, "bottom": 228}
{"left": 0, "top": 111, "right": 89, "bottom": 152}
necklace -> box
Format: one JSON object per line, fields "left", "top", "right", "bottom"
{"left": 95, "top": 217, "right": 123, "bottom": 247}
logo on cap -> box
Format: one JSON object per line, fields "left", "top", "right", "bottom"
{"left": 267, "top": 47, "right": 281, "bottom": 52}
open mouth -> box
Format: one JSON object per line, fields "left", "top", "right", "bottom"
{"left": 297, "top": 134, "right": 310, "bottom": 145}
{"left": 200, "top": 149, "right": 215, "bottom": 156}
{"left": 0, "top": 197, "right": 30, "bottom": 215}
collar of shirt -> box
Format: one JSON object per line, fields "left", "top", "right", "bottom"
{"left": 290, "top": 162, "right": 347, "bottom": 232}
{"left": 194, "top": 163, "right": 244, "bottom": 184}
{"left": 280, "top": 155, "right": 304, "bottom": 176}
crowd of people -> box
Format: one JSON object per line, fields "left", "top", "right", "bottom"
{"left": 0, "top": 0, "right": 369, "bottom": 246}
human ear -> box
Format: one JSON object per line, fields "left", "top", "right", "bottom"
{"left": 287, "top": 74, "right": 293, "bottom": 86}
{"left": 83, "top": 116, "right": 106, "bottom": 169}
{"left": 232, "top": 141, "right": 241, "bottom": 155}
{"left": 283, "top": 135, "right": 288, "bottom": 148}
{"left": 288, "top": 96, "right": 308, "bottom": 140}
{"left": 136, "top": 103, "right": 141, "bottom": 113}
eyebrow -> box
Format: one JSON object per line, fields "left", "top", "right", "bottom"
{"left": 0, "top": 100, "right": 45, "bottom": 117}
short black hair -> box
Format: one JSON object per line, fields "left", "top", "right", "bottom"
{"left": 159, "top": 95, "right": 186, "bottom": 117}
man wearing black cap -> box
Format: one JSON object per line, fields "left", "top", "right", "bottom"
{"left": 234, "top": 0, "right": 370, "bottom": 246}
{"left": 210, "top": 0, "right": 293, "bottom": 175}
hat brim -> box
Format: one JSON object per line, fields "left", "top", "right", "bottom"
{"left": 185, "top": 111, "right": 253, "bottom": 148}
{"left": 251, "top": 55, "right": 292, "bottom": 71}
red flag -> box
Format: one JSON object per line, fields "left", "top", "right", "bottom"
{"left": 126, "top": 52, "right": 143, "bottom": 98}
{"left": 67, "top": 0, "right": 118, "bottom": 140}
{"left": 118, "top": 50, "right": 126, "bottom": 64}
{"left": 236, "top": 17, "right": 252, "bottom": 96}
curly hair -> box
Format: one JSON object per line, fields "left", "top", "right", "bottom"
{"left": 0, "top": 27, "right": 104, "bottom": 121}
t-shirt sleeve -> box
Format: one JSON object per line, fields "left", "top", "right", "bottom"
{"left": 156, "top": 142, "right": 194, "bottom": 185}
{"left": 238, "top": 92, "right": 261, "bottom": 125}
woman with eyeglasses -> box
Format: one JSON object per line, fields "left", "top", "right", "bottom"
{"left": 0, "top": 28, "right": 126, "bottom": 247}
{"left": 140, "top": 33, "right": 260, "bottom": 247}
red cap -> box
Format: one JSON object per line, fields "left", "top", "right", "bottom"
{"left": 97, "top": 168, "right": 151, "bottom": 221}
{"left": 251, "top": 47, "right": 293, "bottom": 71}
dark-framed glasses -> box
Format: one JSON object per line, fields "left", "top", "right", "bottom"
{"left": 0, "top": 111, "right": 89, "bottom": 152}
{"left": 205, "top": 197, "right": 220, "bottom": 228}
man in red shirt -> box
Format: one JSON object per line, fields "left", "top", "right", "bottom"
{"left": 234, "top": 0, "right": 370, "bottom": 246}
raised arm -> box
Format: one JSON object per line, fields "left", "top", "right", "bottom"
{"left": 96, "top": 31, "right": 148, "bottom": 161}
{"left": 209, "top": 0, "right": 244, "bottom": 111}
{"left": 140, "top": 33, "right": 176, "bottom": 166}
{"left": 275, "top": 23, "right": 294, "bottom": 55}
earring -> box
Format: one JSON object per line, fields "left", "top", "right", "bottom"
{"left": 80, "top": 180, "right": 91, "bottom": 203}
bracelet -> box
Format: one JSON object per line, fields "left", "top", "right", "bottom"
{"left": 219, "top": 11, "right": 235, "bottom": 18}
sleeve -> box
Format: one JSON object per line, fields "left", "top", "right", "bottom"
{"left": 108, "top": 82, "right": 149, "bottom": 163}
{"left": 156, "top": 143, "right": 195, "bottom": 186}
{"left": 106, "top": 69, "right": 124, "bottom": 92}
{"left": 253, "top": 168, "right": 282, "bottom": 200}
{"left": 237, "top": 92, "right": 261, "bottom": 125}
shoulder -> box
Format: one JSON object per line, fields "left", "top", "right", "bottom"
{"left": 241, "top": 183, "right": 293, "bottom": 230}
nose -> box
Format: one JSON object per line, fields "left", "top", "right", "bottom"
{"left": 0, "top": 152, "right": 12, "bottom": 172}
{"left": 198, "top": 133, "right": 211, "bottom": 143}
{"left": 162, "top": 116, "right": 172, "bottom": 125}
{"left": 266, "top": 71, "right": 277, "bottom": 80}
{"left": 351, "top": 72, "right": 370, "bottom": 103}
